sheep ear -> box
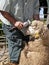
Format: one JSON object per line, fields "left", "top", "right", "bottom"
{"left": 47, "top": 24, "right": 49, "bottom": 29}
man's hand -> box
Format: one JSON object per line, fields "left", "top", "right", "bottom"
{"left": 33, "top": 14, "right": 39, "bottom": 20}
{"left": 14, "top": 21, "right": 23, "bottom": 30}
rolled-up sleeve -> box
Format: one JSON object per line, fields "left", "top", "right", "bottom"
{"left": 0, "top": 0, "right": 10, "bottom": 12}
{"left": 33, "top": 0, "right": 39, "bottom": 15}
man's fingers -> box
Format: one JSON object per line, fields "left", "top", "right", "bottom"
{"left": 14, "top": 21, "right": 24, "bottom": 30}
{"left": 18, "top": 23, "right": 23, "bottom": 30}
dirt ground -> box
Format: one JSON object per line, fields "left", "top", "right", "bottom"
{"left": 0, "top": 43, "right": 9, "bottom": 65}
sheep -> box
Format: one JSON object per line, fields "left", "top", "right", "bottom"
{"left": 19, "top": 20, "right": 49, "bottom": 65}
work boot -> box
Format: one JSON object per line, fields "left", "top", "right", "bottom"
{"left": 4, "top": 62, "right": 18, "bottom": 65}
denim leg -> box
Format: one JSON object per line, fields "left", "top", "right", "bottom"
{"left": 2, "top": 23, "right": 23, "bottom": 63}
{"left": 7, "top": 37, "right": 22, "bottom": 63}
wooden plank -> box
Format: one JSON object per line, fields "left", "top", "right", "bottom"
{"left": 0, "top": 29, "right": 3, "bottom": 30}
{"left": 0, "top": 36, "right": 6, "bottom": 39}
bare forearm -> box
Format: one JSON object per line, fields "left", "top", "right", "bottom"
{"left": 0, "top": 10, "right": 24, "bottom": 29}
{"left": 0, "top": 10, "right": 16, "bottom": 25}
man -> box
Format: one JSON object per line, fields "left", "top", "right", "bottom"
{"left": 0, "top": 0, "right": 39, "bottom": 65}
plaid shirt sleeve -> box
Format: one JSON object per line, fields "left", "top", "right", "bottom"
{"left": 33, "top": 0, "right": 39, "bottom": 15}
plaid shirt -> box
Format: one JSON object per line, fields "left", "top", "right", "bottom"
{"left": 0, "top": 0, "right": 39, "bottom": 22}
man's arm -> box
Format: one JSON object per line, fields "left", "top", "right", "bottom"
{"left": 0, "top": 10, "right": 16, "bottom": 25}
{"left": 33, "top": 14, "right": 39, "bottom": 20}
{"left": 0, "top": 10, "right": 23, "bottom": 29}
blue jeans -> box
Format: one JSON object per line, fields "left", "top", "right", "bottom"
{"left": 2, "top": 23, "right": 24, "bottom": 63}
